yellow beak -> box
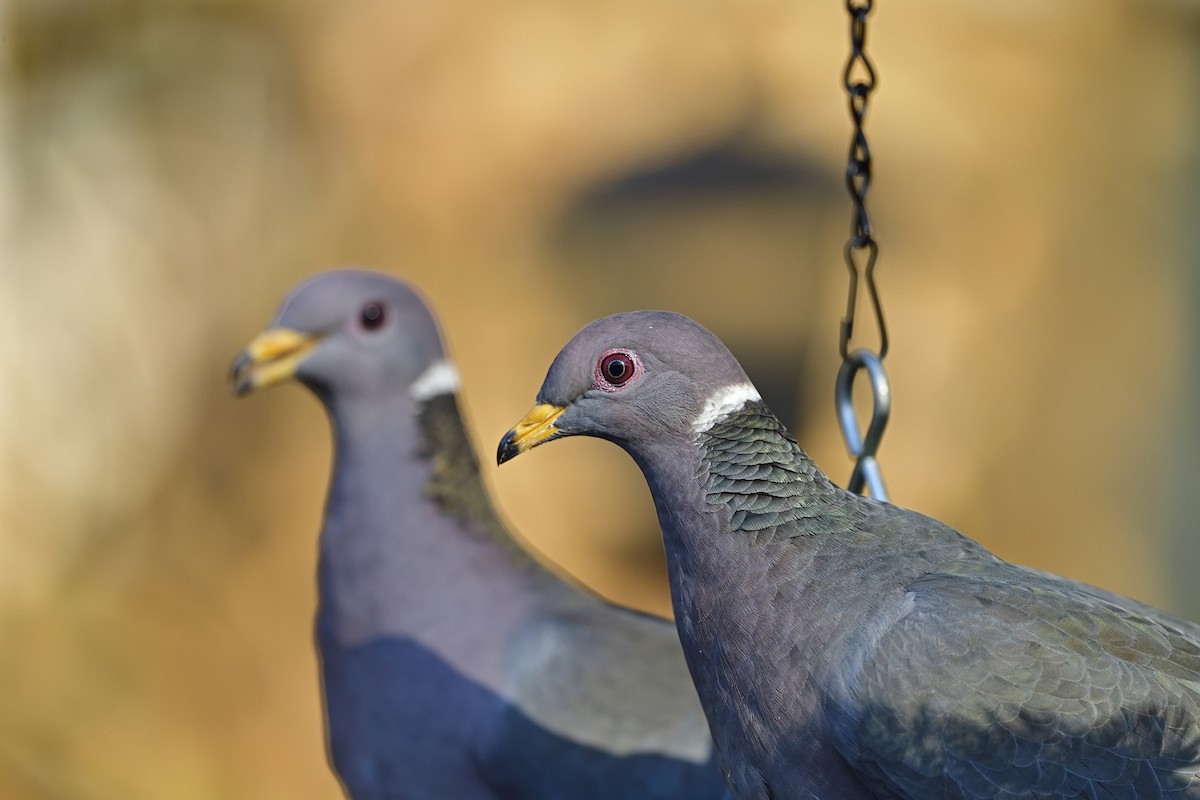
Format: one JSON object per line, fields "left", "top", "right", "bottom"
{"left": 230, "top": 327, "right": 322, "bottom": 397}
{"left": 497, "top": 403, "right": 567, "bottom": 465}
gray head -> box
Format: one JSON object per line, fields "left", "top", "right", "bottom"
{"left": 231, "top": 269, "right": 456, "bottom": 404}
{"left": 497, "top": 311, "right": 758, "bottom": 463}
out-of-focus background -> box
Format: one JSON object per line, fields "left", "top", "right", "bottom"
{"left": 2, "top": 0, "right": 1199, "bottom": 797}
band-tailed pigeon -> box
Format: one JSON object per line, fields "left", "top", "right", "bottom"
{"left": 498, "top": 310, "right": 1200, "bottom": 800}
{"left": 232, "top": 276, "right": 727, "bottom": 800}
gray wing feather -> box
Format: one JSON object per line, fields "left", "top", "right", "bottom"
{"left": 503, "top": 598, "right": 716, "bottom": 764}
{"left": 833, "top": 570, "right": 1200, "bottom": 799}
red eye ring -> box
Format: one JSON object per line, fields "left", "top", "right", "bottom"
{"left": 595, "top": 349, "right": 640, "bottom": 391}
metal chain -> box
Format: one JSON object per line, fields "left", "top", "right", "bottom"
{"left": 836, "top": 0, "right": 892, "bottom": 501}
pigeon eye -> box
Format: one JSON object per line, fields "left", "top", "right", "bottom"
{"left": 360, "top": 302, "right": 386, "bottom": 331}
{"left": 603, "top": 355, "right": 630, "bottom": 382}
{"left": 596, "top": 350, "right": 639, "bottom": 390}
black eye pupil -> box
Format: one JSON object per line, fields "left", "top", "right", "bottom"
{"left": 361, "top": 302, "right": 385, "bottom": 330}
{"left": 600, "top": 353, "right": 635, "bottom": 386}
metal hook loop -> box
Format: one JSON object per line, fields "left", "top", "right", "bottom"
{"left": 839, "top": 238, "right": 887, "bottom": 360}
{"left": 835, "top": 348, "right": 891, "bottom": 501}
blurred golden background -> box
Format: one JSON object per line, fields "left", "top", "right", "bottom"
{"left": 3, "top": 0, "right": 1199, "bottom": 797}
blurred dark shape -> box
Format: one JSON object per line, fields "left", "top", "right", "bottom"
{"left": 552, "top": 140, "right": 839, "bottom": 431}
{"left": 572, "top": 142, "right": 829, "bottom": 203}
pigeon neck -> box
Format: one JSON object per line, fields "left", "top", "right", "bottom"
{"left": 413, "top": 393, "right": 532, "bottom": 562}
{"left": 630, "top": 401, "right": 868, "bottom": 781}
{"left": 693, "top": 400, "right": 853, "bottom": 538}
{"left": 632, "top": 399, "right": 853, "bottom": 549}
{"left": 317, "top": 389, "right": 541, "bottom": 677}
{"left": 325, "top": 390, "right": 530, "bottom": 565}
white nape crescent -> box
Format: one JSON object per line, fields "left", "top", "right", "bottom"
{"left": 691, "top": 383, "right": 762, "bottom": 434}
{"left": 410, "top": 359, "right": 461, "bottom": 401}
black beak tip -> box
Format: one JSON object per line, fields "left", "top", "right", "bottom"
{"left": 496, "top": 431, "right": 518, "bottom": 466}
{"left": 230, "top": 352, "right": 253, "bottom": 397}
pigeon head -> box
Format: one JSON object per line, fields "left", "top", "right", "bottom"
{"left": 231, "top": 269, "right": 456, "bottom": 403}
{"left": 497, "top": 311, "right": 758, "bottom": 464}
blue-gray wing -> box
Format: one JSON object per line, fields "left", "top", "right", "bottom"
{"left": 476, "top": 597, "right": 728, "bottom": 799}
{"left": 831, "top": 570, "right": 1200, "bottom": 799}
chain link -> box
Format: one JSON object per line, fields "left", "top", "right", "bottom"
{"left": 840, "top": 0, "right": 886, "bottom": 361}
{"left": 836, "top": 0, "right": 892, "bottom": 502}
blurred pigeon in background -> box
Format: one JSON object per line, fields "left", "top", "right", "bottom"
{"left": 499, "top": 310, "right": 1200, "bottom": 800}
{"left": 231, "top": 274, "right": 728, "bottom": 800}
